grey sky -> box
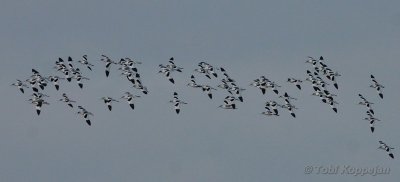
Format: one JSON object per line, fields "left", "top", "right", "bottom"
{"left": 1, "top": 0, "right": 399, "bottom": 181}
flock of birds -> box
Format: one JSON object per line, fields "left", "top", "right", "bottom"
{"left": 10, "top": 55, "right": 394, "bottom": 159}
{"left": 357, "top": 75, "right": 394, "bottom": 159}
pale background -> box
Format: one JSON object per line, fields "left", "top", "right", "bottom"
{"left": 0, "top": 0, "right": 399, "bottom": 181}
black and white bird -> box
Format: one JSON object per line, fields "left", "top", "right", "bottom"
{"left": 287, "top": 78, "right": 302, "bottom": 90}
{"left": 166, "top": 57, "right": 183, "bottom": 72}
{"left": 78, "top": 55, "right": 94, "bottom": 71}
{"left": 100, "top": 55, "right": 116, "bottom": 77}
{"left": 370, "top": 75, "right": 384, "bottom": 99}
{"left": 219, "top": 96, "right": 237, "bottom": 109}
{"left": 11, "top": 79, "right": 28, "bottom": 93}
{"left": 101, "top": 97, "right": 119, "bottom": 111}
{"left": 158, "top": 57, "right": 183, "bottom": 84}
{"left": 77, "top": 106, "right": 93, "bottom": 126}
{"left": 27, "top": 69, "right": 48, "bottom": 92}
{"left": 263, "top": 102, "right": 279, "bottom": 116}
{"left": 26, "top": 78, "right": 39, "bottom": 92}
{"left": 28, "top": 97, "right": 49, "bottom": 115}
{"left": 124, "top": 57, "right": 142, "bottom": 67}
{"left": 279, "top": 92, "right": 297, "bottom": 101}
{"left": 195, "top": 62, "right": 217, "bottom": 79}
{"left": 261, "top": 109, "right": 279, "bottom": 116}
{"left": 59, "top": 93, "right": 76, "bottom": 108}
{"left": 281, "top": 102, "right": 297, "bottom": 118}
{"left": 250, "top": 76, "right": 280, "bottom": 95}
{"left": 187, "top": 75, "right": 201, "bottom": 88}
{"left": 121, "top": 92, "right": 140, "bottom": 110}
{"left": 169, "top": 92, "right": 187, "bottom": 114}
{"left": 219, "top": 67, "right": 234, "bottom": 82}
{"left": 378, "top": 141, "right": 394, "bottom": 159}
{"left": 327, "top": 99, "right": 338, "bottom": 113}
{"left": 133, "top": 84, "right": 148, "bottom": 95}
{"left": 158, "top": 66, "right": 175, "bottom": 84}
{"left": 227, "top": 83, "right": 245, "bottom": 102}
{"left": 265, "top": 101, "right": 280, "bottom": 115}
{"left": 46, "top": 76, "right": 64, "bottom": 91}
{"left": 358, "top": 94, "right": 374, "bottom": 114}
{"left": 364, "top": 111, "right": 381, "bottom": 133}
{"left": 74, "top": 74, "right": 89, "bottom": 89}
{"left": 201, "top": 85, "right": 217, "bottom": 99}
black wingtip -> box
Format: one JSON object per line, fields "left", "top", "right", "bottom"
{"left": 20, "top": 88, "right": 24, "bottom": 93}
{"left": 68, "top": 104, "right": 73, "bottom": 108}
{"left": 273, "top": 90, "right": 279, "bottom": 94}
{"left": 36, "top": 110, "right": 40, "bottom": 115}
{"left": 371, "top": 127, "right": 374, "bottom": 133}
{"left": 88, "top": 67, "right": 92, "bottom": 71}
{"left": 296, "top": 85, "right": 301, "bottom": 90}
{"left": 369, "top": 110, "right": 374, "bottom": 115}
{"left": 169, "top": 78, "right": 175, "bottom": 84}
{"left": 176, "top": 109, "right": 180, "bottom": 114}
{"left": 261, "top": 89, "right": 266, "bottom": 95}
{"left": 239, "top": 96, "right": 243, "bottom": 102}
{"left": 333, "top": 108, "right": 338, "bottom": 113}
{"left": 79, "top": 83, "right": 83, "bottom": 89}
{"left": 379, "top": 93, "right": 383, "bottom": 99}
{"left": 108, "top": 105, "right": 112, "bottom": 111}
{"left": 106, "top": 71, "right": 110, "bottom": 77}
{"left": 291, "top": 113, "right": 296, "bottom": 118}
{"left": 208, "top": 94, "right": 212, "bottom": 99}
{"left": 129, "top": 104, "right": 135, "bottom": 110}
{"left": 213, "top": 73, "right": 218, "bottom": 78}
{"left": 86, "top": 120, "right": 91, "bottom": 126}
{"left": 389, "top": 153, "right": 394, "bottom": 159}
{"left": 67, "top": 78, "right": 71, "bottom": 82}
{"left": 55, "top": 85, "right": 59, "bottom": 90}
{"left": 33, "top": 87, "right": 38, "bottom": 92}
{"left": 334, "top": 83, "right": 338, "bottom": 89}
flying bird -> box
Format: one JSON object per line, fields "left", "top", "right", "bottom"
{"left": 100, "top": 55, "right": 116, "bottom": 77}
{"left": 46, "top": 76, "right": 64, "bottom": 91}
{"left": 370, "top": 75, "right": 384, "bottom": 99}
{"left": 78, "top": 55, "right": 94, "bottom": 71}
{"left": 287, "top": 78, "right": 302, "bottom": 90}
{"left": 101, "top": 97, "right": 119, "bottom": 111}
{"left": 358, "top": 94, "right": 374, "bottom": 114}
{"left": 378, "top": 141, "right": 394, "bottom": 159}
{"left": 169, "top": 92, "right": 187, "bottom": 114}
{"left": 364, "top": 111, "right": 381, "bottom": 133}
{"left": 121, "top": 92, "right": 140, "bottom": 110}
{"left": 59, "top": 93, "right": 76, "bottom": 108}
{"left": 201, "top": 85, "right": 217, "bottom": 99}
{"left": 28, "top": 98, "right": 49, "bottom": 115}
{"left": 11, "top": 79, "right": 28, "bottom": 93}
{"left": 77, "top": 106, "right": 93, "bottom": 126}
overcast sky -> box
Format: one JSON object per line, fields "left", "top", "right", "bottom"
{"left": 1, "top": 0, "right": 400, "bottom": 181}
